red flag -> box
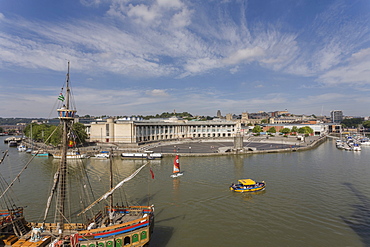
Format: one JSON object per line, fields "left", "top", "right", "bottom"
{"left": 150, "top": 168, "right": 155, "bottom": 179}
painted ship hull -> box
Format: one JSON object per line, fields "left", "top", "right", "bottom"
{"left": 12, "top": 206, "right": 154, "bottom": 247}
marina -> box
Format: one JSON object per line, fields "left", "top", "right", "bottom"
{"left": 1, "top": 136, "right": 370, "bottom": 246}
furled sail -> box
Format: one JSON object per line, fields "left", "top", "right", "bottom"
{"left": 78, "top": 163, "right": 147, "bottom": 216}
{"left": 43, "top": 171, "right": 59, "bottom": 223}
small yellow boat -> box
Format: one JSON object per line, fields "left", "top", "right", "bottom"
{"left": 230, "top": 179, "right": 266, "bottom": 193}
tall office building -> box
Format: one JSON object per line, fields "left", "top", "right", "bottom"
{"left": 330, "top": 110, "right": 343, "bottom": 123}
{"left": 217, "top": 110, "right": 222, "bottom": 118}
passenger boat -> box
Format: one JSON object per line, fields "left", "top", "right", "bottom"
{"left": 17, "top": 144, "right": 27, "bottom": 152}
{"left": 1, "top": 62, "right": 154, "bottom": 247}
{"left": 31, "top": 150, "right": 50, "bottom": 157}
{"left": 352, "top": 143, "right": 361, "bottom": 151}
{"left": 4, "top": 137, "right": 22, "bottom": 144}
{"left": 170, "top": 155, "right": 183, "bottom": 178}
{"left": 93, "top": 151, "right": 110, "bottom": 159}
{"left": 8, "top": 140, "right": 18, "bottom": 147}
{"left": 229, "top": 179, "right": 266, "bottom": 192}
{"left": 360, "top": 138, "right": 370, "bottom": 146}
{"left": 121, "top": 151, "right": 162, "bottom": 159}
{"left": 52, "top": 150, "right": 88, "bottom": 159}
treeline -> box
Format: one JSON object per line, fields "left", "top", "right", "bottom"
{"left": 252, "top": 125, "right": 314, "bottom": 136}
{"left": 128, "top": 112, "right": 194, "bottom": 120}
{"left": 24, "top": 122, "right": 88, "bottom": 146}
{"left": 0, "top": 118, "right": 35, "bottom": 125}
{"left": 113, "top": 112, "right": 198, "bottom": 120}
{"left": 341, "top": 118, "right": 370, "bottom": 128}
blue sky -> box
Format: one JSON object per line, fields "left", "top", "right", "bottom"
{"left": 1, "top": 0, "right": 370, "bottom": 118}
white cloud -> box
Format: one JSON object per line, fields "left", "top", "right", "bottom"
{"left": 170, "top": 7, "right": 192, "bottom": 28}
{"left": 318, "top": 48, "right": 370, "bottom": 85}
{"left": 80, "top": 0, "right": 102, "bottom": 7}
{"left": 0, "top": 1, "right": 301, "bottom": 80}
{"left": 145, "top": 89, "right": 169, "bottom": 97}
{"left": 157, "top": 0, "right": 183, "bottom": 9}
{"left": 184, "top": 57, "right": 220, "bottom": 73}
{"left": 1, "top": 1, "right": 370, "bottom": 117}
{"left": 223, "top": 47, "right": 265, "bottom": 65}
{"left": 229, "top": 66, "right": 238, "bottom": 74}
{"left": 127, "top": 4, "right": 158, "bottom": 24}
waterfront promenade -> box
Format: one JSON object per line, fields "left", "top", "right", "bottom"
{"left": 21, "top": 134, "right": 326, "bottom": 157}
{"left": 143, "top": 135, "right": 325, "bottom": 156}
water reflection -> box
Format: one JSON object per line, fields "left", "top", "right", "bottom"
{"left": 173, "top": 177, "right": 180, "bottom": 191}
{"left": 341, "top": 182, "right": 370, "bottom": 246}
{"left": 231, "top": 189, "right": 267, "bottom": 201}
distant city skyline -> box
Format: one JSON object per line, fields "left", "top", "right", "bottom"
{"left": 1, "top": 0, "right": 370, "bottom": 118}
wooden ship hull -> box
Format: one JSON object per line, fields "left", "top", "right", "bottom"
{"left": 9, "top": 206, "right": 154, "bottom": 247}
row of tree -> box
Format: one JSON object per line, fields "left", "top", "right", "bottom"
{"left": 23, "top": 122, "right": 88, "bottom": 146}
{"left": 252, "top": 125, "right": 314, "bottom": 136}
{"left": 341, "top": 118, "right": 370, "bottom": 129}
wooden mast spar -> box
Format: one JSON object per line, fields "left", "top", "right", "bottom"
{"left": 56, "top": 61, "right": 76, "bottom": 236}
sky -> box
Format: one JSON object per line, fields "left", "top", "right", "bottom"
{"left": 1, "top": 0, "right": 370, "bottom": 118}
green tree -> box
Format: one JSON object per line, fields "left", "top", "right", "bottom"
{"left": 24, "top": 123, "right": 60, "bottom": 145}
{"left": 362, "top": 120, "right": 370, "bottom": 129}
{"left": 280, "top": 128, "right": 291, "bottom": 135}
{"left": 252, "top": 125, "right": 262, "bottom": 134}
{"left": 24, "top": 122, "right": 87, "bottom": 146}
{"left": 298, "top": 126, "right": 314, "bottom": 136}
{"left": 267, "top": 127, "right": 276, "bottom": 134}
{"left": 72, "top": 122, "right": 88, "bottom": 144}
{"left": 341, "top": 118, "right": 363, "bottom": 128}
{"left": 291, "top": 126, "right": 298, "bottom": 133}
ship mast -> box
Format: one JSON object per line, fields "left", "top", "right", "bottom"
{"left": 56, "top": 61, "right": 76, "bottom": 235}
{"left": 109, "top": 149, "right": 114, "bottom": 224}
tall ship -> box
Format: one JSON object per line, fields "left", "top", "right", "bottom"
{"left": 0, "top": 62, "right": 154, "bottom": 247}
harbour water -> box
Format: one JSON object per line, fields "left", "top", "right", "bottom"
{"left": 1, "top": 136, "right": 370, "bottom": 246}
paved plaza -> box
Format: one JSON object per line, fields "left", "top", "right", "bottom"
{"left": 145, "top": 135, "right": 321, "bottom": 154}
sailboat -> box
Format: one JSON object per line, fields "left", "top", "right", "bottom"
{"left": 170, "top": 155, "right": 183, "bottom": 178}
{"left": 2, "top": 62, "right": 154, "bottom": 247}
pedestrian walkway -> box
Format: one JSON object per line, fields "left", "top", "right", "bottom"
{"left": 146, "top": 135, "right": 325, "bottom": 156}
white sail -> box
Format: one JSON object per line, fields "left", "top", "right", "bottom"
{"left": 78, "top": 163, "right": 147, "bottom": 215}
